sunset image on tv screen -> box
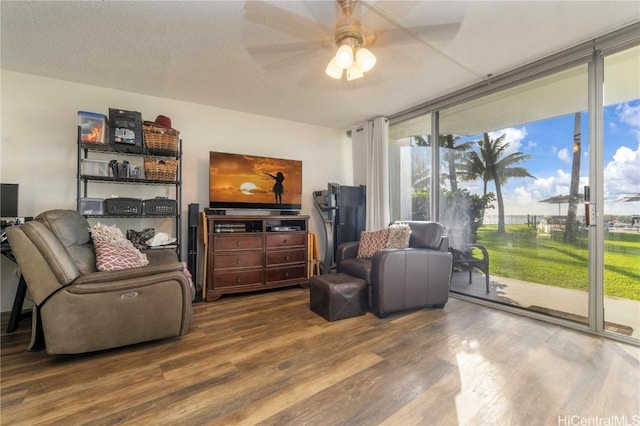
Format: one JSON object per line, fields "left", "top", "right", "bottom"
{"left": 209, "top": 152, "right": 302, "bottom": 207}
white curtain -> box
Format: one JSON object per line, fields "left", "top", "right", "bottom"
{"left": 351, "top": 117, "right": 390, "bottom": 231}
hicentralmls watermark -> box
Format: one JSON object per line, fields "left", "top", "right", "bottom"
{"left": 558, "top": 415, "right": 640, "bottom": 426}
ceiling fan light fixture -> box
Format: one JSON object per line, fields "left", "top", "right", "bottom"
{"left": 346, "top": 62, "right": 364, "bottom": 81}
{"left": 355, "top": 47, "right": 376, "bottom": 72}
{"left": 335, "top": 44, "right": 354, "bottom": 69}
{"left": 325, "top": 57, "right": 343, "bottom": 79}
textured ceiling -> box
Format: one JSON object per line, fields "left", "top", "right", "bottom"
{"left": 2, "top": 1, "right": 639, "bottom": 130}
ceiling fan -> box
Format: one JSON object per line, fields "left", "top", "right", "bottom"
{"left": 243, "top": 0, "right": 462, "bottom": 82}
{"left": 324, "top": 0, "right": 376, "bottom": 80}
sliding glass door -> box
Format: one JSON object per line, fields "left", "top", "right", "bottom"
{"left": 437, "top": 65, "right": 591, "bottom": 326}
{"left": 388, "top": 35, "right": 639, "bottom": 343}
{"left": 601, "top": 46, "right": 640, "bottom": 339}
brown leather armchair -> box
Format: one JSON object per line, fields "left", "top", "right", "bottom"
{"left": 336, "top": 221, "right": 453, "bottom": 318}
{"left": 6, "top": 209, "right": 192, "bottom": 354}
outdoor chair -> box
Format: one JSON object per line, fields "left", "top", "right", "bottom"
{"left": 450, "top": 244, "right": 490, "bottom": 293}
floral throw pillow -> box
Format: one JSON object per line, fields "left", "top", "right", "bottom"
{"left": 90, "top": 223, "right": 149, "bottom": 271}
{"left": 357, "top": 228, "right": 389, "bottom": 258}
{"left": 94, "top": 240, "right": 148, "bottom": 271}
{"left": 386, "top": 223, "right": 412, "bottom": 249}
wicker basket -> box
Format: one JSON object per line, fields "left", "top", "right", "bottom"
{"left": 144, "top": 157, "right": 178, "bottom": 181}
{"left": 143, "top": 122, "right": 179, "bottom": 152}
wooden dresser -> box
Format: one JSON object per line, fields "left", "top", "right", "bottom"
{"left": 205, "top": 215, "right": 309, "bottom": 301}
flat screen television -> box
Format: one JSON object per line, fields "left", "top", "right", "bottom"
{"left": 1, "top": 183, "right": 19, "bottom": 217}
{"left": 209, "top": 151, "right": 302, "bottom": 211}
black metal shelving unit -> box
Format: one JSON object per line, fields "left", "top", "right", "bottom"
{"left": 76, "top": 128, "right": 183, "bottom": 256}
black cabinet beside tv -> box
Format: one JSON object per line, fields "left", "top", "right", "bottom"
{"left": 206, "top": 214, "right": 309, "bottom": 301}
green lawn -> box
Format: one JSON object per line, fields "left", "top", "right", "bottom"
{"left": 475, "top": 225, "right": 640, "bottom": 301}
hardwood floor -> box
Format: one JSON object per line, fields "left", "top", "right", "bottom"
{"left": 2, "top": 287, "right": 639, "bottom": 425}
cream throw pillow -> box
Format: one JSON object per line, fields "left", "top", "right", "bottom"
{"left": 386, "top": 223, "right": 412, "bottom": 249}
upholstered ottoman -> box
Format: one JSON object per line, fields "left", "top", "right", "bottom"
{"left": 309, "top": 273, "right": 368, "bottom": 321}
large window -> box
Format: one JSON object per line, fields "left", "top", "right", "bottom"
{"left": 388, "top": 30, "right": 639, "bottom": 344}
{"left": 438, "top": 65, "right": 591, "bottom": 327}
{"left": 389, "top": 114, "right": 432, "bottom": 221}
{"left": 602, "top": 46, "right": 640, "bottom": 338}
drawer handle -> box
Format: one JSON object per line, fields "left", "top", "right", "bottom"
{"left": 236, "top": 240, "right": 242, "bottom": 247}
{"left": 236, "top": 277, "right": 243, "bottom": 283}
{"left": 284, "top": 255, "right": 290, "bottom": 261}
{"left": 283, "top": 239, "right": 288, "bottom": 244}
{"left": 284, "top": 272, "right": 290, "bottom": 278}
{"left": 236, "top": 258, "right": 242, "bottom": 265}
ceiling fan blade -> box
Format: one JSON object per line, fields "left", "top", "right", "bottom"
{"left": 243, "top": 1, "right": 332, "bottom": 42}
{"left": 257, "top": 48, "right": 327, "bottom": 73}
{"left": 301, "top": 0, "right": 342, "bottom": 31}
{"left": 374, "top": 23, "right": 461, "bottom": 46}
{"left": 246, "top": 40, "right": 323, "bottom": 56}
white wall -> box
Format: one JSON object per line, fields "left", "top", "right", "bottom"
{"left": 0, "top": 70, "right": 353, "bottom": 312}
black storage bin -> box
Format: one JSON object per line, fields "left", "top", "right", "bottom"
{"left": 144, "top": 199, "right": 177, "bottom": 215}
{"left": 105, "top": 198, "right": 143, "bottom": 215}
{"left": 109, "top": 108, "right": 143, "bottom": 154}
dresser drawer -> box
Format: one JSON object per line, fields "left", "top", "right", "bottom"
{"left": 214, "top": 252, "right": 263, "bottom": 270}
{"left": 214, "top": 234, "right": 263, "bottom": 251}
{"left": 266, "top": 249, "right": 306, "bottom": 266}
{"left": 213, "top": 270, "right": 263, "bottom": 288}
{"left": 265, "top": 265, "right": 306, "bottom": 283}
{"left": 266, "top": 233, "right": 306, "bottom": 249}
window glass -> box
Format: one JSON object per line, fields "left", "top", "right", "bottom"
{"left": 439, "top": 65, "right": 591, "bottom": 325}
{"left": 602, "top": 46, "right": 640, "bottom": 338}
{"left": 389, "top": 114, "right": 432, "bottom": 221}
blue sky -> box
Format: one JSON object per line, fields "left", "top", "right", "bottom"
{"left": 457, "top": 99, "right": 640, "bottom": 216}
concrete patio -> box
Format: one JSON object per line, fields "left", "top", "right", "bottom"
{"left": 450, "top": 270, "right": 640, "bottom": 339}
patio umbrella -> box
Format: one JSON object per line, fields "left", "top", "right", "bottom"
{"left": 539, "top": 194, "right": 584, "bottom": 215}
{"left": 615, "top": 193, "right": 640, "bottom": 202}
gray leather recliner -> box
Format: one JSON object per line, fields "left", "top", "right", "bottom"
{"left": 6, "top": 209, "right": 192, "bottom": 354}
{"left": 336, "top": 221, "right": 453, "bottom": 318}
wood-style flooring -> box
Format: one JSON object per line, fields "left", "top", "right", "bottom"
{"left": 2, "top": 287, "right": 639, "bottom": 425}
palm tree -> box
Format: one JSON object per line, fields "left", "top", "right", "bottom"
{"left": 412, "top": 134, "right": 475, "bottom": 192}
{"left": 459, "top": 147, "right": 492, "bottom": 197}
{"left": 410, "top": 135, "right": 430, "bottom": 190}
{"left": 410, "top": 135, "right": 431, "bottom": 219}
{"left": 441, "top": 134, "right": 475, "bottom": 192}
{"left": 565, "top": 112, "right": 582, "bottom": 243}
{"left": 460, "top": 133, "right": 536, "bottom": 234}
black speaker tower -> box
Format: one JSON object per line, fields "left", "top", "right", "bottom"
{"left": 187, "top": 203, "right": 201, "bottom": 301}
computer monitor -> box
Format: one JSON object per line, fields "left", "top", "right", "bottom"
{"left": 1, "top": 184, "right": 19, "bottom": 218}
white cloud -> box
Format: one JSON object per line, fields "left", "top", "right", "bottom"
{"left": 604, "top": 143, "right": 640, "bottom": 198}
{"left": 497, "top": 168, "right": 593, "bottom": 216}
{"left": 503, "top": 143, "right": 638, "bottom": 215}
{"left": 513, "top": 186, "right": 534, "bottom": 203}
{"left": 616, "top": 102, "right": 640, "bottom": 128}
{"left": 530, "top": 175, "right": 560, "bottom": 199}
{"left": 557, "top": 148, "right": 571, "bottom": 163}
{"left": 614, "top": 103, "right": 640, "bottom": 142}
{"left": 555, "top": 169, "right": 571, "bottom": 188}
{"left": 488, "top": 127, "right": 528, "bottom": 153}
